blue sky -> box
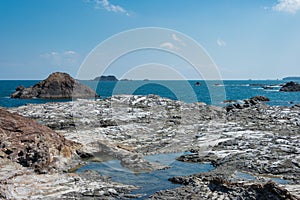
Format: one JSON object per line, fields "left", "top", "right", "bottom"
{"left": 1, "top": 0, "right": 300, "bottom": 80}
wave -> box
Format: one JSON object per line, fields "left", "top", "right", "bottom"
{"left": 264, "top": 89, "right": 280, "bottom": 92}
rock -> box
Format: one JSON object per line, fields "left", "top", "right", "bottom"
{"left": 93, "top": 75, "right": 118, "bottom": 81}
{"left": 194, "top": 81, "right": 201, "bottom": 86}
{"left": 280, "top": 81, "right": 300, "bottom": 92}
{"left": 15, "top": 85, "right": 25, "bottom": 91}
{"left": 152, "top": 176, "right": 298, "bottom": 200}
{"left": 226, "top": 96, "right": 270, "bottom": 112}
{"left": 11, "top": 72, "right": 98, "bottom": 99}
{"left": 0, "top": 163, "right": 137, "bottom": 199}
{"left": 250, "top": 95, "right": 270, "bottom": 102}
{"left": 0, "top": 107, "right": 80, "bottom": 173}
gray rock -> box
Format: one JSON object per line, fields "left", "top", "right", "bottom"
{"left": 6, "top": 95, "right": 300, "bottom": 199}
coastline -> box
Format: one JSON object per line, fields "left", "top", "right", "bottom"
{"left": 1, "top": 94, "right": 299, "bottom": 199}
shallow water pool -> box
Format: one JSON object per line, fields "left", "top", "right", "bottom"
{"left": 77, "top": 152, "right": 214, "bottom": 199}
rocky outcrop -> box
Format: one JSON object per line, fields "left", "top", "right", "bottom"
{"left": 280, "top": 81, "right": 300, "bottom": 92}
{"left": 0, "top": 107, "right": 80, "bottom": 173}
{"left": 226, "top": 95, "right": 270, "bottom": 112}
{"left": 11, "top": 72, "right": 98, "bottom": 99}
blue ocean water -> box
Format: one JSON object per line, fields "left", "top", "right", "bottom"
{"left": 1, "top": 80, "right": 300, "bottom": 108}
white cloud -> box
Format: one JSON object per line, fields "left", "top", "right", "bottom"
{"left": 93, "top": 0, "right": 129, "bottom": 15}
{"left": 262, "top": 6, "right": 270, "bottom": 10}
{"left": 63, "top": 50, "right": 77, "bottom": 56}
{"left": 273, "top": 0, "right": 300, "bottom": 13}
{"left": 172, "top": 33, "right": 186, "bottom": 46}
{"left": 160, "top": 42, "right": 180, "bottom": 51}
{"left": 217, "top": 39, "right": 226, "bottom": 47}
{"left": 40, "top": 51, "right": 80, "bottom": 67}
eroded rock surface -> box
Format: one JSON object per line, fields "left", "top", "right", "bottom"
{"left": 150, "top": 175, "right": 297, "bottom": 200}
{"left": 0, "top": 158, "right": 137, "bottom": 199}
{"left": 0, "top": 107, "right": 137, "bottom": 199}
{"left": 8, "top": 95, "right": 300, "bottom": 199}
{"left": 0, "top": 107, "right": 79, "bottom": 173}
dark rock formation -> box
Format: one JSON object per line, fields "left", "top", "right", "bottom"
{"left": 250, "top": 95, "right": 270, "bottom": 102}
{"left": 11, "top": 72, "right": 98, "bottom": 99}
{"left": 226, "top": 96, "right": 270, "bottom": 112}
{"left": 280, "top": 81, "right": 300, "bottom": 92}
{"left": 0, "top": 107, "right": 80, "bottom": 173}
{"left": 93, "top": 75, "right": 118, "bottom": 81}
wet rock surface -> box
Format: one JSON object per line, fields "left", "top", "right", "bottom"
{"left": 7, "top": 94, "right": 300, "bottom": 199}
{"left": 11, "top": 72, "right": 98, "bottom": 99}
{"left": 0, "top": 158, "right": 137, "bottom": 199}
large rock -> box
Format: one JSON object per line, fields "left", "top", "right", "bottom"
{"left": 280, "top": 81, "right": 300, "bottom": 92}
{"left": 0, "top": 107, "right": 80, "bottom": 173}
{"left": 11, "top": 72, "right": 98, "bottom": 99}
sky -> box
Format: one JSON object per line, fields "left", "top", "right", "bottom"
{"left": 1, "top": 0, "right": 300, "bottom": 80}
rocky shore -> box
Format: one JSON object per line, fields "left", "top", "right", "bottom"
{"left": 0, "top": 107, "right": 137, "bottom": 199}
{"left": 3, "top": 94, "right": 300, "bottom": 199}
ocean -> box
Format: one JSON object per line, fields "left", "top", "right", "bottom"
{"left": 1, "top": 80, "right": 300, "bottom": 108}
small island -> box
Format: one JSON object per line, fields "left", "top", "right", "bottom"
{"left": 93, "top": 75, "right": 118, "bottom": 81}
{"left": 283, "top": 77, "right": 300, "bottom": 80}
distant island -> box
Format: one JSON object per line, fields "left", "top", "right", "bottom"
{"left": 283, "top": 77, "right": 300, "bottom": 80}
{"left": 93, "top": 75, "right": 118, "bottom": 81}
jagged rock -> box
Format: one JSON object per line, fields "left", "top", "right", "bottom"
{"left": 280, "top": 81, "right": 300, "bottom": 92}
{"left": 0, "top": 107, "right": 80, "bottom": 173}
{"left": 11, "top": 72, "right": 98, "bottom": 99}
